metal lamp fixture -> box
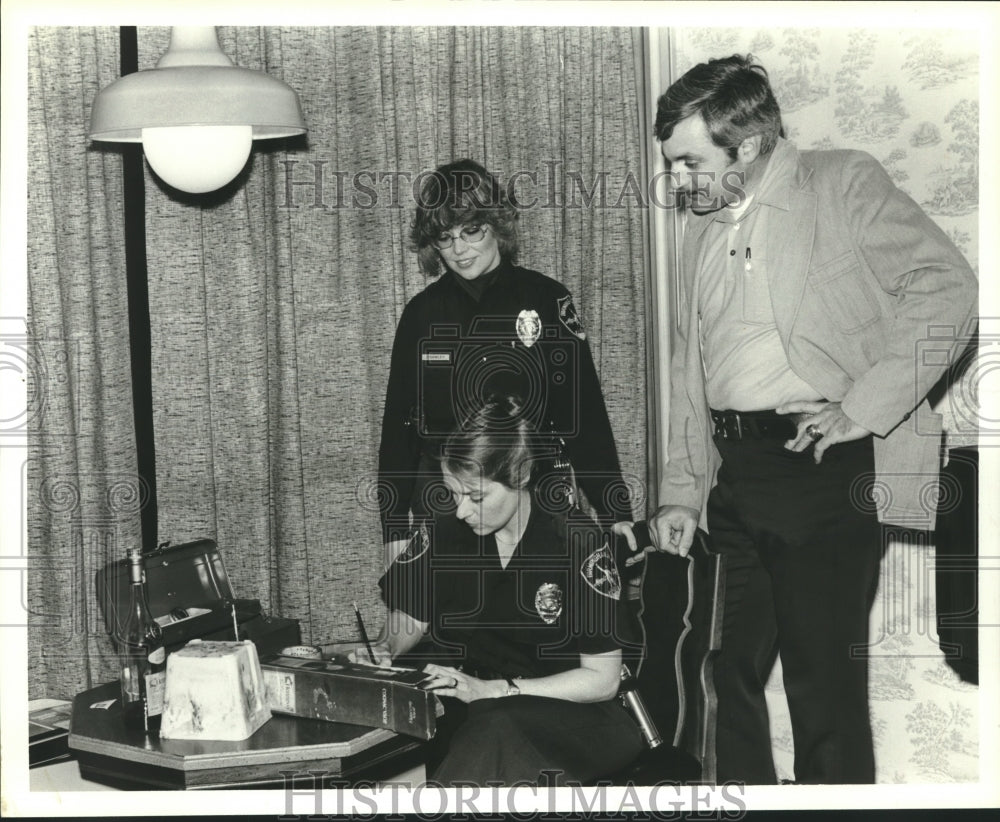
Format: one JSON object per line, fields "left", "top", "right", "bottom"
{"left": 89, "top": 26, "right": 306, "bottom": 194}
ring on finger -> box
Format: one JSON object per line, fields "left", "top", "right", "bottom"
{"left": 805, "top": 423, "right": 823, "bottom": 442}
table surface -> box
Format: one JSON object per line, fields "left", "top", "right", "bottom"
{"left": 29, "top": 749, "right": 426, "bottom": 793}
{"left": 66, "top": 681, "right": 426, "bottom": 789}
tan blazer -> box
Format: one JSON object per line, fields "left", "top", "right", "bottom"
{"left": 660, "top": 140, "right": 978, "bottom": 529}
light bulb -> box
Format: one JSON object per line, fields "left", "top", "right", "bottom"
{"left": 141, "top": 125, "right": 253, "bottom": 194}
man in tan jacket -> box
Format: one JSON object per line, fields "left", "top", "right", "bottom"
{"left": 649, "top": 55, "right": 977, "bottom": 784}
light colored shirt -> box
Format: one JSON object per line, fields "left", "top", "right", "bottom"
{"left": 696, "top": 154, "right": 824, "bottom": 411}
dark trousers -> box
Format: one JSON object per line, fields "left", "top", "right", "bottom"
{"left": 428, "top": 695, "right": 644, "bottom": 786}
{"left": 935, "top": 446, "right": 978, "bottom": 684}
{"left": 708, "top": 436, "right": 882, "bottom": 784}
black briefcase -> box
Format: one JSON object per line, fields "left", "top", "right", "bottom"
{"left": 96, "top": 538, "right": 301, "bottom": 658}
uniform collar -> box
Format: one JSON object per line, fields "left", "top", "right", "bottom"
{"left": 505, "top": 501, "right": 566, "bottom": 562}
{"left": 447, "top": 257, "right": 511, "bottom": 301}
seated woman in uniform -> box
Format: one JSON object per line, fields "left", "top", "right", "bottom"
{"left": 377, "top": 158, "right": 629, "bottom": 569}
{"left": 365, "top": 394, "right": 643, "bottom": 786}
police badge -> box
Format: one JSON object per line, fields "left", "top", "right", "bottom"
{"left": 557, "top": 294, "right": 586, "bottom": 340}
{"left": 534, "top": 582, "right": 563, "bottom": 624}
{"left": 515, "top": 309, "right": 542, "bottom": 348}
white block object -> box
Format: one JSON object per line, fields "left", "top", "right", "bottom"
{"left": 159, "top": 639, "right": 271, "bottom": 741}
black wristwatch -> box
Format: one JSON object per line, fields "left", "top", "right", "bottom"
{"left": 504, "top": 677, "right": 520, "bottom": 697}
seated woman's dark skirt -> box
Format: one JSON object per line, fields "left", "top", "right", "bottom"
{"left": 426, "top": 695, "right": 644, "bottom": 787}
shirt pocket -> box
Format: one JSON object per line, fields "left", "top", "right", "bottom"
{"left": 741, "top": 256, "right": 774, "bottom": 325}
{"left": 808, "top": 251, "right": 881, "bottom": 334}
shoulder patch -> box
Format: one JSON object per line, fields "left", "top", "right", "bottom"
{"left": 580, "top": 541, "right": 621, "bottom": 599}
{"left": 557, "top": 294, "right": 587, "bottom": 340}
{"left": 397, "top": 522, "right": 431, "bottom": 564}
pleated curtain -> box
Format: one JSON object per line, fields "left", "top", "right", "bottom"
{"left": 27, "top": 27, "right": 143, "bottom": 695}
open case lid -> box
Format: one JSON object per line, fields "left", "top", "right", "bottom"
{"left": 96, "top": 539, "right": 237, "bottom": 644}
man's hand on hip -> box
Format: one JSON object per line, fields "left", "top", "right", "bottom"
{"left": 650, "top": 505, "right": 700, "bottom": 557}
{"left": 777, "top": 400, "right": 872, "bottom": 464}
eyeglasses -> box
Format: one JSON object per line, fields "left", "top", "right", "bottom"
{"left": 433, "top": 224, "right": 488, "bottom": 249}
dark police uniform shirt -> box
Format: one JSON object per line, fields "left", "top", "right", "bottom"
{"left": 378, "top": 259, "right": 628, "bottom": 541}
{"left": 379, "top": 505, "right": 639, "bottom": 680}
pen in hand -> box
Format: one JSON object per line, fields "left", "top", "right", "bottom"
{"left": 353, "top": 601, "right": 378, "bottom": 664}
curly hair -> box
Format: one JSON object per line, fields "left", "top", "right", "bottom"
{"left": 654, "top": 54, "right": 784, "bottom": 160}
{"left": 410, "top": 159, "right": 519, "bottom": 277}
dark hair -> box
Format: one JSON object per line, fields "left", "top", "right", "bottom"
{"left": 441, "top": 395, "right": 539, "bottom": 491}
{"left": 654, "top": 54, "right": 783, "bottom": 160}
{"left": 410, "top": 159, "right": 519, "bottom": 277}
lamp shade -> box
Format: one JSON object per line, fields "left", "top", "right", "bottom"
{"left": 89, "top": 27, "right": 306, "bottom": 192}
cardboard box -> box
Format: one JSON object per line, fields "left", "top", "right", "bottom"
{"left": 159, "top": 640, "right": 272, "bottom": 741}
{"left": 260, "top": 654, "right": 442, "bottom": 740}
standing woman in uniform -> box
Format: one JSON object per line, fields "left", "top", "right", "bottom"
{"left": 378, "top": 159, "right": 630, "bottom": 566}
{"left": 371, "top": 394, "right": 644, "bottom": 786}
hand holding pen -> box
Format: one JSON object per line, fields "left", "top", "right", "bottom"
{"left": 350, "top": 602, "right": 392, "bottom": 666}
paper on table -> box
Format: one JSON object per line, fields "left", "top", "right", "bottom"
{"left": 153, "top": 606, "right": 212, "bottom": 627}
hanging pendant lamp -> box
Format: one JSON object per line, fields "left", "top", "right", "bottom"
{"left": 89, "top": 26, "right": 306, "bottom": 194}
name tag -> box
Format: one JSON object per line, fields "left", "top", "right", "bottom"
{"left": 421, "top": 351, "right": 452, "bottom": 364}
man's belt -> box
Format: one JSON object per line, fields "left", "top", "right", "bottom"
{"left": 710, "top": 408, "right": 803, "bottom": 441}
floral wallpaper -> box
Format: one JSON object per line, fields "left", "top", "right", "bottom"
{"left": 670, "top": 28, "right": 980, "bottom": 784}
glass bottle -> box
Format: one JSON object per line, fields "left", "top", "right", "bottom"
{"left": 119, "top": 547, "right": 166, "bottom": 734}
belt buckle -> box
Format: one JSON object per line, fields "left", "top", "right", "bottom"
{"left": 714, "top": 412, "right": 743, "bottom": 441}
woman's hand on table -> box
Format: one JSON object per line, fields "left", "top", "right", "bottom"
{"left": 420, "top": 663, "right": 505, "bottom": 703}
